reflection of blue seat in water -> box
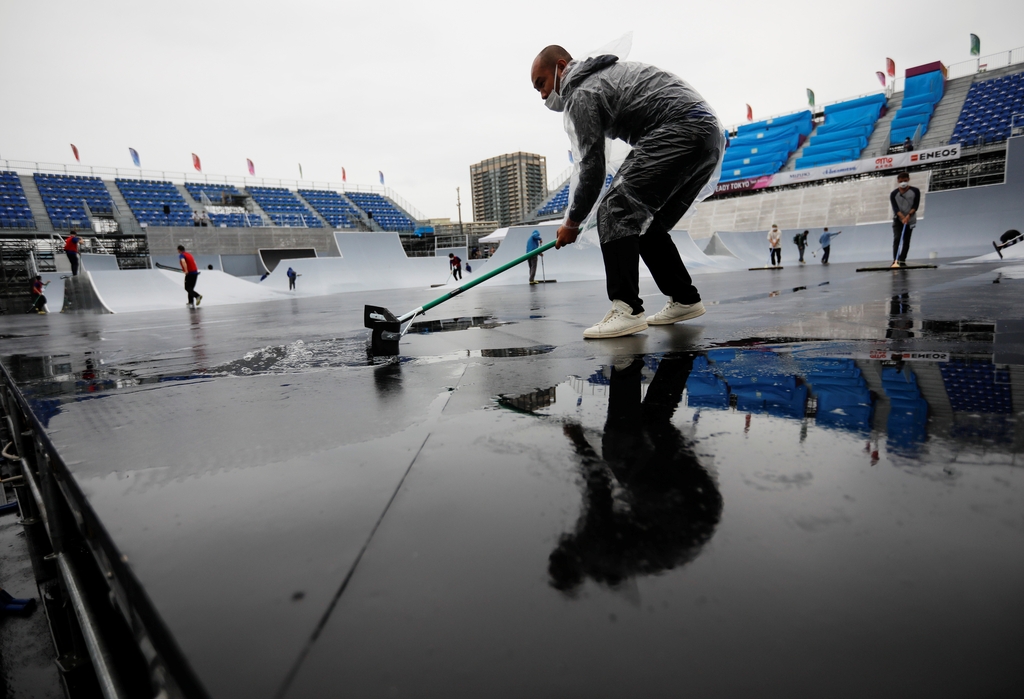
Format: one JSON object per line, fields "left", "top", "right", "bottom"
{"left": 686, "top": 373, "right": 729, "bottom": 408}
{"left": 706, "top": 349, "right": 736, "bottom": 363}
{"left": 880, "top": 367, "right": 928, "bottom": 453}
{"left": 731, "top": 384, "right": 808, "bottom": 418}
{"left": 815, "top": 384, "right": 873, "bottom": 433}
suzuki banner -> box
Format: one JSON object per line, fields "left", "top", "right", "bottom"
{"left": 715, "top": 144, "right": 961, "bottom": 195}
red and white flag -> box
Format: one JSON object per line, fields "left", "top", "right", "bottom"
{"left": 192, "top": 153, "right": 202, "bottom": 173}
{"left": 745, "top": 104, "right": 753, "bottom": 122}
{"left": 70, "top": 144, "right": 80, "bottom": 162}
{"left": 886, "top": 57, "right": 895, "bottom": 78}
{"left": 247, "top": 158, "right": 255, "bottom": 176}
{"left": 341, "top": 167, "right": 347, "bottom": 183}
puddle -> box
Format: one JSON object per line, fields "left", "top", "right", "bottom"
{"left": 406, "top": 316, "right": 511, "bottom": 334}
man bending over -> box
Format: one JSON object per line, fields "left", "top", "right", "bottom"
{"left": 531, "top": 44, "right": 723, "bottom": 338}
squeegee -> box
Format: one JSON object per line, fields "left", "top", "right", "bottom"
{"left": 365, "top": 240, "right": 556, "bottom": 355}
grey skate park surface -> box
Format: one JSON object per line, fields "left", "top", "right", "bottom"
{"left": 2, "top": 141, "right": 1024, "bottom": 697}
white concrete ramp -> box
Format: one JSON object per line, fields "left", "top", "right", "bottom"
{"left": 259, "top": 233, "right": 453, "bottom": 296}
{"left": 89, "top": 269, "right": 288, "bottom": 313}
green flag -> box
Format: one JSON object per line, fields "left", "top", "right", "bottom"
{"left": 970, "top": 34, "right": 980, "bottom": 56}
{"left": 806, "top": 88, "right": 815, "bottom": 107}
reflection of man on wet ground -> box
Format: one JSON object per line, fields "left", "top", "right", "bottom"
{"left": 549, "top": 355, "right": 723, "bottom": 593}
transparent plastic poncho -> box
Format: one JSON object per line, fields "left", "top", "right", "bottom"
{"left": 560, "top": 33, "right": 724, "bottom": 245}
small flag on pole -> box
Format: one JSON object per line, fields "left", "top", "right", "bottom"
{"left": 192, "top": 153, "right": 202, "bottom": 173}
{"left": 970, "top": 34, "right": 980, "bottom": 56}
{"left": 247, "top": 158, "right": 255, "bottom": 176}
{"left": 745, "top": 104, "right": 753, "bottom": 122}
{"left": 298, "top": 163, "right": 303, "bottom": 179}
{"left": 129, "top": 147, "right": 140, "bottom": 168}
{"left": 70, "top": 144, "right": 80, "bottom": 162}
{"left": 876, "top": 71, "right": 886, "bottom": 86}
{"left": 341, "top": 167, "right": 347, "bottom": 182}
{"left": 806, "top": 88, "right": 815, "bottom": 107}
{"left": 379, "top": 171, "right": 385, "bottom": 185}
{"left": 886, "top": 57, "right": 895, "bottom": 78}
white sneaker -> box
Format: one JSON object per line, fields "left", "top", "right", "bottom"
{"left": 646, "top": 299, "right": 706, "bottom": 325}
{"left": 583, "top": 300, "right": 648, "bottom": 339}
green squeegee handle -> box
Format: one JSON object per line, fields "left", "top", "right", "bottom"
{"left": 399, "top": 240, "right": 558, "bottom": 321}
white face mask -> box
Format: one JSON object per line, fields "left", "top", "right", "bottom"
{"left": 899, "top": 181, "right": 909, "bottom": 189}
{"left": 545, "top": 64, "right": 564, "bottom": 112}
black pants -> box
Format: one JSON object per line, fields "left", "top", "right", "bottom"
{"left": 821, "top": 246, "right": 831, "bottom": 264}
{"left": 289, "top": 277, "right": 295, "bottom": 290}
{"left": 29, "top": 294, "right": 46, "bottom": 311}
{"left": 184, "top": 272, "right": 200, "bottom": 304}
{"left": 597, "top": 119, "right": 722, "bottom": 314}
{"left": 67, "top": 251, "right": 79, "bottom": 276}
{"left": 770, "top": 247, "right": 781, "bottom": 265}
{"left": 892, "top": 220, "right": 914, "bottom": 262}
{"left": 796, "top": 242, "right": 806, "bottom": 262}
{"left": 452, "top": 266, "right": 462, "bottom": 281}
{"left": 528, "top": 256, "right": 538, "bottom": 282}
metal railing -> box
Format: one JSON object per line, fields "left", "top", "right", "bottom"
{"left": 0, "top": 158, "right": 426, "bottom": 223}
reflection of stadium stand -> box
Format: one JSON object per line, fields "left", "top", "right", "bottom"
{"left": 881, "top": 366, "right": 928, "bottom": 453}
{"left": 940, "top": 359, "right": 1012, "bottom": 413}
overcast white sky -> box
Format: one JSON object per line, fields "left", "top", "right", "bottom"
{"left": 2, "top": 1, "right": 1022, "bottom": 221}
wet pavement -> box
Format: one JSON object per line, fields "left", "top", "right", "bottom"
{"left": 1, "top": 259, "right": 1023, "bottom": 698}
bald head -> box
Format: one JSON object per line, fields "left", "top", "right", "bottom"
{"left": 531, "top": 45, "right": 573, "bottom": 100}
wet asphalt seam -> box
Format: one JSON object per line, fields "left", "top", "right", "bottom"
{"left": 273, "top": 431, "right": 432, "bottom": 699}
{"left": 273, "top": 365, "right": 468, "bottom": 698}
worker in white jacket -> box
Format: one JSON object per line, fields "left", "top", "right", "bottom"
{"left": 767, "top": 224, "right": 782, "bottom": 266}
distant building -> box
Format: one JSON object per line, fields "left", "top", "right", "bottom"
{"left": 427, "top": 218, "right": 501, "bottom": 238}
{"left": 470, "top": 152, "right": 547, "bottom": 227}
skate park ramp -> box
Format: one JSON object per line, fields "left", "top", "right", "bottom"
{"left": 259, "top": 248, "right": 318, "bottom": 273}
{"left": 79, "top": 252, "right": 121, "bottom": 272}
{"left": 471, "top": 224, "right": 735, "bottom": 284}
{"left": 152, "top": 254, "right": 224, "bottom": 271}
{"left": 709, "top": 135, "right": 1024, "bottom": 267}
{"left": 87, "top": 269, "right": 289, "bottom": 313}
{"left": 260, "top": 232, "right": 453, "bottom": 296}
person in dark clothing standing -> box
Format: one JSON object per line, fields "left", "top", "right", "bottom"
{"left": 532, "top": 45, "right": 723, "bottom": 338}
{"left": 890, "top": 172, "right": 921, "bottom": 268}
{"left": 448, "top": 253, "right": 462, "bottom": 281}
{"left": 794, "top": 230, "right": 809, "bottom": 263}
{"left": 178, "top": 245, "right": 202, "bottom": 307}
{"left": 64, "top": 231, "right": 81, "bottom": 276}
{"left": 286, "top": 266, "right": 299, "bottom": 290}
{"left": 29, "top": 276, "right": 49, "bottom": 314}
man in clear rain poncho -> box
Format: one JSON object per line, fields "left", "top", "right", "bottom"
{"left": 531, "top": 44, "right": 724, "bottom": 338}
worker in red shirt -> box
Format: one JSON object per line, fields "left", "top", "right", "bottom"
{"left": 64, "top": 230, "right": 81, "bottom": 276}
{"left": 178, "top": 245, "right": 203, "bottom": 307}
{"left": 29, "top": 275, "right": 50, "bottom": 314}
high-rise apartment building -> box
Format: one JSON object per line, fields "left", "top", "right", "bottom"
{"left": 470, "top": 152, "right": 547, "bottom": 227}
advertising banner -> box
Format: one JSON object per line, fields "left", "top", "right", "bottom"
{"left": 714, "top": 144, "right": 962, "bottom": 194}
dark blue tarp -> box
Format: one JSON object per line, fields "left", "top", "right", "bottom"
{"left": 732, "top": 384, "right": 808, "bottom": 418}
{"left": 724, "top": 139, "right": 797, "bottom": 159}
{"left": 823, "top": 93, "right": 887, "bottom": 115}
{"left": 737, "top": 110, "right": 813, "bottom": 136}
{"left": 904, "top": 71, "right": 944, "bottom": 106}
{"left": 817, "top": 105, "right": 884, "bottom": 134}
{"left": 808, "top": 125, "right": 874, "bottom": 145}
{"left": 706, "top": 349, "right": 736, "bottom": 362}
{"left": 720, "top": 161, "right": 784, "bottom": 182}
{"left": 729, "top": 124, "right": 802, "bottom": 147}
{"left": 801, "top": 137, "right": 868, "bottom": 157}
{"left": 721, "top": 152, "right": 787, "bottom": 169}
{"left": 795, "top": 150, "right": 861, "bottom": 169}
{"left": 686, "top": 373, "right": 729, "bottom": 408}
{"left": 816, "top": 384, "right": 871, "bottom": 413}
